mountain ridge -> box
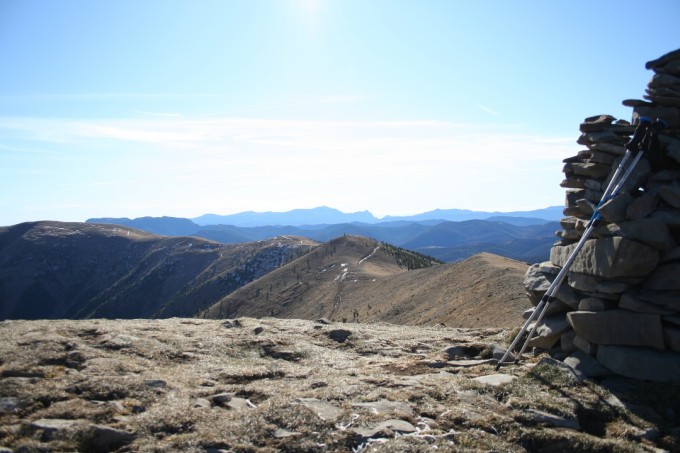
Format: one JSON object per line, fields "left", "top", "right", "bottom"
{"left": 200, "top": 235, "right": 530, "bottom": 328}
{"left": 0, "top": 221, "right": 318, "bottom": 320}
{"left": 86, "top": 213, "right": 561, "bottom": 264}
{"left": 187, "top": 205, "right": 563, "bottom": 227}
{"left": 1, "top": 222, "right": 530, "bottom": 329}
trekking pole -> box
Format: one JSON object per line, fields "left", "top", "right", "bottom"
{"left": 510, "top": 119, "right": 665, "bottom": 362}
{"left": 496, "top": 118, "right": 659, "bottom": 370}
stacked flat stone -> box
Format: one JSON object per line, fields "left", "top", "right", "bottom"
{"left": 522, "top": 49, "right": 680, "bottom": 383}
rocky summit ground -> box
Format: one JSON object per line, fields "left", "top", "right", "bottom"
{"left": 1, "top": 318, "right": 679, "bottom": 452}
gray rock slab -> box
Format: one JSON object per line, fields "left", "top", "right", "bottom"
{"left": 328, "top": 329, "right": 352, "bottom": 343}
{"left": 225, "top": 397, "right": 253, "bottom": 410}
{"left": 660, "top": 184, "right": 680, "bottom": 208}
{"left": 618, "top": 157, "right": 651, "bottom": 194}
{"left": 100, "top": 334, "right": 137, "bottom": 350}
{"left": 571, "top": 162, "right": 612, "bottom": 179}
{"left": 355, "top": 419, "right": 417, "bottom": 440}
{"left": 392, "top": 375, "right": 425, "bottom": 387}
{"left": 472, "top": 374, "right": 516, "bottom": 386}
{"left": 0, "top": 397, "right": 22, "bottom": 413}
{"left": 651, "top": 209, "right": 680, "bottom": 228}
{"left": 144, "top": 379, "right": 167, "bottom": 389}
{"left": 526, "top": 330, "right": 561, "bottom": 350}
{"left": 536, "top": 314, "right": 572, "bottom": 337}
{"left": 88, "top": 424, "right": 136, "bottom": 451}
{"left": 523, "top": 263, "right": 553, "bottom": 297}
{"left": 557, "top": 229, "right": 581, "bottom": 241}
{"left": 351, "top": 400, "right": 414, "bottom": 416}
{"left": 551, "top": 237, "right": 659, "bottom": 278}
{"left": 211, "top": 393, "right": 235, "bottom": 406}
{"left": 555, "top": 283, "right": 581, "bottom": 309}
{"left": 602, "top": 218, "right": 675, "bottom": 251}
{"left": 561, "top": 330, "right": 577, "bottom": 353}
{"left": 589, "top": 151, "right": 616, "bottom": 165}
{"left": 567, "top": 310, "right": 665, "bottom": 349}
{"left": 580, "top": 115, "right": 616, "bottom": 132}
{"left": 664, "top": 326, "right": 680, "bottom": 353}
{"left": 597, "top": 345, "right": 680, "bottom": 383}
{"left": 443, "top": 344, "right": 485, "bottom": 359}
{"left": 490, "top": 344, "right": 515, "bottom": 362}
{"left": 29, "top": 418, "right": 85, "bottom": 440}
{"left": 446, "top": 359, "right": 496, "bottom": 367}
{"left": 569, "top": 272, "right": 635, "bottom": 295}
{"left": 598, "top": 192, "right": 634, "bottom": 223}
{"left": 660, "top": 246, "right": 680, "bottom": 263}
{"left": 222, "top": 319, "right": 242, "bottom": 328}
{"left": 619, "top": 291, "right": 678, "bottom": 315}
{"left": 193, "top": 398, "right": 211, "bottom": 409}
{"left": 644, "top": 262, "right": 680, "bottom": 291}
{"left": 664, "top": 314, "right": 680, "bottom": 326}
{"left": 573, "top": 335, "right": 598, "bottom": 356}
{"left": 266, "top": 349, "right": 300, "bottom": 361}
{"left": 626, "top": 191, "right": 660, "bottom": 220}
{"left": 636, "top": 290, "right": 680, "bottom": 310}
{"left": 578, "top": 297, "right": 615, "bottom": 311}
{"left": 589, "top": 142, "right": 626, "bottom": 156}
{"left": 274, "top": 428, "right": 302, "bottom": 438}
{"left": 297, "top": 398, "right": 342, "bottom": 421}
{"left": 563, "top": 350, "right": 613, "bottom": 378}
{"left": 520, "top": 408, "right": 581, "bottom": 430}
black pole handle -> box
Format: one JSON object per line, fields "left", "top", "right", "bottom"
{"left": 625, "top": 116, "right": 653, "bottom": 152}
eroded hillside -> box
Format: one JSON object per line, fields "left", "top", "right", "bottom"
{"left": 200, "top": 236, "right": 531, "bottom": 328}
{"left": 0, "top": 222, "right": 318, "bottom": 319}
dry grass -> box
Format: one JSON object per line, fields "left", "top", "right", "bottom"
{"left": 1, "top": 318, "right": 677, "bottom": 452}
{"left": 202, "top": 236, "right": 532, "bottom": 330}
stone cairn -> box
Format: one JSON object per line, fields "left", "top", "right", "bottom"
{"left": 522, "top": 49, "right": 680, "bottom": 383}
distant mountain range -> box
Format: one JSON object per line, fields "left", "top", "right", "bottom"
{"left": 191, "top": 205, "right": 563, "bottom": 227}
{"left": 1, "top": 222, "right": 531, "bottom": 326}
{"left": 87, "top": 206, "right": 563, "bottom": 263}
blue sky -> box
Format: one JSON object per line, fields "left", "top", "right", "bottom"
{"left": 1, "top": 0, "right": 679, "bottom": 225}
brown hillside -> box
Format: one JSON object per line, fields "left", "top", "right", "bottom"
{"left": 200, "top": 236, "right": 531, "bottom": 328}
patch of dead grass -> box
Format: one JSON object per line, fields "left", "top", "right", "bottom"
{"left": 1, "top": 318, "right": 676, "bottom": 452}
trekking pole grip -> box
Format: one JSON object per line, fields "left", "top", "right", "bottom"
{"left": 625, "top": 117, "right": 652, "bottom": 152}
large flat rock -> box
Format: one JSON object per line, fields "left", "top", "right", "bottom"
{"left": 644, "top": 262, "right": 680, "bottom": 291}
{"left": 567, "top": 310, "right": 665, "bottom": 349}
{"left": 550, "top": 237, "right": 659, "bottom": 278}
{"left": 597, "top": 345, "right": 680, "bottom": 383}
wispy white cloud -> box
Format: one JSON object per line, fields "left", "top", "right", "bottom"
{"left": 220, "top": 94, "right": 369, "bottom": 115}
{"left": 477, "top": 103, "right": 500, "bottom": 116}
{"left": 0, "top": 114, "right": 573, "bottom": 222}
{"left": 0, "top": 92, "right": 223, "bottom": 102}
{"left": 136, "top": 111, "right": 184, "bottom": 118}
{"left": 0, "top": 116, "right": 575, "bottom": 166}
{"left": 0, "top": 143, "right": 58, "bottom": 154}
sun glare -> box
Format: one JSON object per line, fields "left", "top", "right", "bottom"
{"left": 291, "top": 0, "right": 323, "bottom": 34}
{"left": 297, "top": 0, "right": 320, "bottom": 12}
